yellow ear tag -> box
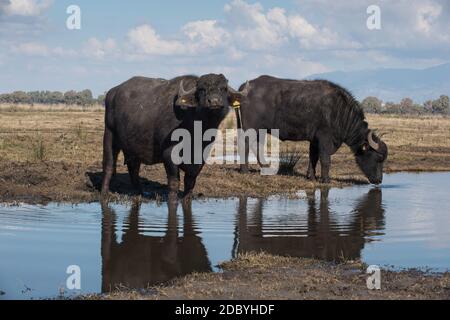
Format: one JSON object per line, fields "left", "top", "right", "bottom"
{"left": 232, "top": 100, "right": 241, "bottom": 109}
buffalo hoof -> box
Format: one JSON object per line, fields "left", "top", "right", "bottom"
{"left": 168, "top": 192, "right": 179, "bottom": 202}
{"left": 129, "top": 188, "right": 143, "bottom": 197}
{"left": 239, "top": 166, "right": 249, "bottom": 174}
{"left": 182, "top": 195, "right": 192, "bottom": 207}
{"left": 182, "top": 190, "right": 193, "bottom": 200}
{"left": 320, "top": 177, "right": 331, "bottom": 184}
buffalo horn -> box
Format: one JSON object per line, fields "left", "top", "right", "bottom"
{"left": 368, "top": 130, "right": 380, "bottom": 151}
{"left": 179, "top": 80, "right": 196, "bottom": 96}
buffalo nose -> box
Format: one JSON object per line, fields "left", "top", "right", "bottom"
{"left": 208, "top": 97, "right": 221, "bottom": 106}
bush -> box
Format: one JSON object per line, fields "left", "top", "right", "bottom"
{"left": 361, "top": 97, "right": 383, "bottom": 114}
{"left": 432, "top": 95, "right": 450, "bottom": 115}
{"left": 277, "top": 148, "right": 302, "bottom": 176}
{"left": 32, "top": 137, "right": 46, "bottom": 161}
{"left": 0, "top": 90, "right": 103, "bottom": 106}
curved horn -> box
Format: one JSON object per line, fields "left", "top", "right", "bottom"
{"left": 228, "top": 81, "right": 250, "bottom": 97}
{"left": 179, "top": 80, "right": 196, "bottom": 96}
{"left": 367, "top": 130, "right": 380, "bottom": 151}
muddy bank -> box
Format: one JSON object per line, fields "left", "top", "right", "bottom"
{"left": 0, "top": 160, "right": 360, "bottom": 204}
{"left": 2, "top": 112, "right": 450, "bottom": 204}
{"left": 83, "top": 253, "right": 450, "bottom": 300}
{"left": 2, "top": 156, "right": 450, "bottom": 204}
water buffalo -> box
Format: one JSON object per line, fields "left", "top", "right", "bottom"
{"left": 102, "top": 74, "right": 249, "bottom": 198}
{"left": 236, "top": 76, "right": 388, "bottom": 184}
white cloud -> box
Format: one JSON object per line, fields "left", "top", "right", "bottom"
{"left": 11, "top": 41, "right": 49, "bottom": 56}
{"left": 415, "top": 2, "right": 442, "bottom": 34}
{"left": 223, "top": 0, "right": 359, "bottom": 51}
{"left": 11, "top": 41, "right": 75, "bottom": 57}
{"left": 83, "top": 37, "right": 117, "bottom": 59}
{"left": 227, "top": 46, "right": 246, "bottom": 61}
{"left": 224, "top": 0, "right": 287, "bottom": 50}
{"left": 127, "top": 24, "right": 183, "bottom": 56}
{"left": 0, "top": 0, "right": 52, "bottom": 17}
{"left": 182, "top": 20, "right": 230, "bottom": 52}
{"left": 294, "top": 0, "right": 450, "bottom": 49}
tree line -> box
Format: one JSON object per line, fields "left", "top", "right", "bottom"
{"left": 361, "top": 95, "right": 450, "bottom": 115}
{"left": 1, "top": 89, "right": 449, "bottom": 115}
{"left": 0, "top": 90, "right": 106, "bottom": 106}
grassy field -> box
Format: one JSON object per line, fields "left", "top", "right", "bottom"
{"left": 1, "top": 105, "right": 450, "bottom": 203}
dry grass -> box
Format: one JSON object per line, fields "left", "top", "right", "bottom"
{"left": 1, "top": 109, "right": 450, "bottom": 203}
{"left": 86, "top": 252, "right": 450, "bottom": 300}
{"left": 0, "top": 103, "right": 104, "bottom": 112}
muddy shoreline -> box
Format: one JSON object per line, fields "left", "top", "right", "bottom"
{"left": 2, "top": 159, "right": 450, "bottom": 205}
{"left": 82, "top": 253, "right": 450, "bottom": 300}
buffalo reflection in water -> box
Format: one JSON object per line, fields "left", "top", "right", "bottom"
{"left": 232, "top": 188, "right": 385, "bottom": 262}
{"left": 100, "top": 200, "right": 211, "bottom": 293}
{"left": 100, "top": 188, "right": 385, "bottom": 292}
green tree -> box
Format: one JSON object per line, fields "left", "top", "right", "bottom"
{"left": 97, "top": 94, "right": 106, "bottom": 105}
{"left": 432, "top": 95, "right": 450, "bottom": 114}
{"left": 384, "top": 102, "right": 402, "bottom": 114}
{"left": 423, "top": 100, "right": 433, "bottom": 113}
{"left": 361, "top": 96, "right": 383, "bottom": 114}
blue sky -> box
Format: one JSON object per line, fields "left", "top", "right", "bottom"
{"left": 1, "top": 0, "right": 449, "bottom": 96}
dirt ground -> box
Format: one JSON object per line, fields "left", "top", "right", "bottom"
{"left": 83, "top": 253, "right": 450, "bottom": 300}
{"left": 1, "top": 109, "right": 450, "bottom": 204}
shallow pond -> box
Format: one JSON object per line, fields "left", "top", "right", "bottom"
{"left": 1, "top": 172, "right": 450, "bottom": 299}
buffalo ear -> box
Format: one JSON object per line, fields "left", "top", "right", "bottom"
{"left": 227, "top": 82, "right": 250, "bottom": 108}
{"left": 228, "top": 92, "right": 243, "bottom": 108}
{"left": 175, "top": 94, "right": 197, "bottom": 109}
{"left": 358, "top": 143, "right": 369, "bottom": 154}
{"left": 362, "top": 143, "right": 369, "bottom": 152}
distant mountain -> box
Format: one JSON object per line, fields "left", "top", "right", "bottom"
{"left": 307, "top": 63, "right": 450, "bottom": 103}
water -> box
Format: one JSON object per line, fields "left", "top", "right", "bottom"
{"left": 1, "top": 172, "right": 450, "bottom": 300}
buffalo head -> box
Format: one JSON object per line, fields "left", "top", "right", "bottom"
{"left": 355, "top": 131, "right": 388, "bottom": 185}
{"left": 176, "top": 74, "right": 250, "bottom": 110}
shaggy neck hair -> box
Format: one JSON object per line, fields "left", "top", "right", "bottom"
{"left": 329, "top": 85, "right": 369, "bottom": 153}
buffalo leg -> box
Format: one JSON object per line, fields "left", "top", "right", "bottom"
{"left": 240, "top": 139, "right": 250, "bottom": 173}
{"left": 236, "top": 108, "right": 249, "bottom": 173}
{"left": 183, "top": 166, "right": 202, "bottom": 201}
{"left": 112, "top": 147, "right": 120, "bottom": 176}
{"left": 163, "top": 160, "right": 180, "bottom": 201}
{"left": 101, "top": 127, "right": 115, "bottom": 195}
{"left": 237, "top": 131, "right": 250, "bottom": 173}
{"left": 319, "top": 152, "right": 331, "bottom": 184}
{"left": 307, "top": 140, "right": 319, "bottom": 181}
{"left": 127, "top": 160, "right": 142, "bottom": 194}
{"left": 253, "top": 133, "right": 266, "bottom": 168}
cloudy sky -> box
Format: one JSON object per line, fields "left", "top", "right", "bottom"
{"left": 0, "top": 0, "right": 449, "bottom": 95}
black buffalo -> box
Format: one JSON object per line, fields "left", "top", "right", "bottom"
{"left": 236, "top": 76, "right": 388, "bottom": 184}
{"left": 102, "top": 74, "right": 249, "bottom": 198}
